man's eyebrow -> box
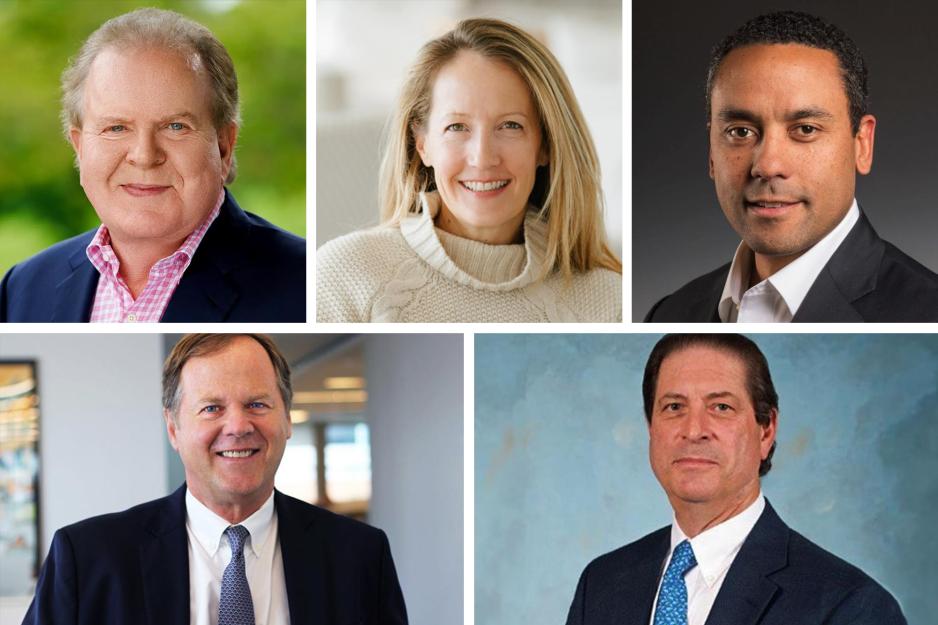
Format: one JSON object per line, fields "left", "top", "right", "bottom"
{"left": 787, "top": 107, "right": 835, "bottom": 122}
{"left": 705, "top": 391, "right": 739, "bottom": 401}
{"left": 159, "top": 112, "right": 200, "bottom": 124}
{"left": 716, "top": 108, "right": 760, "bottom": 124}
{"left": 657, "top": 392, "right": 687, "bottom": 403}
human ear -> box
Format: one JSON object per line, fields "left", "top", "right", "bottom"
{"left": 854, "top": 114, "right": 876, "bottom": 175}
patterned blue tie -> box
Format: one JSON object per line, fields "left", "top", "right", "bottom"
{"left": 219, "top": 525, "right": 255, "bottom": 625}
{"left": 653, "top": 539, "right": 697, "bottom": 625}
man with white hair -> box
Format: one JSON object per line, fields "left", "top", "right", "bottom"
{"left": 0, "top": 8, "right": 305, "bottom": 323}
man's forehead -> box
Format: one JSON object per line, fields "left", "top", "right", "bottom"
{"left": 82, "top": 44, "right": 212, "bottom": 118}
{"left": 656, "top": 346, "right": 748, "bottom": 390}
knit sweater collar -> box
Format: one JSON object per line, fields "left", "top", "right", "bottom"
{"left": 400, "top": 191, "right": 550, "bottom": 292}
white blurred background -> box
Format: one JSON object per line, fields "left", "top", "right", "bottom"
{"left": 316, "top": 0, "right": 622, "bottom": 257}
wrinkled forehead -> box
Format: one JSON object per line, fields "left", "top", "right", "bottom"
{"left": 81, "top": 44, "right": 213, "bottom": 121}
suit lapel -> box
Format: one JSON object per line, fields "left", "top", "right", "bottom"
{"left": 704, "top": 501, "right": 788, "bottom": 625}
{"left": 140, "top": 485, "right": 189, "bottom": 625}
{"left": 276, "top": 490, "right": 326, "bottom": 624}
{"left": 793, "top": 211, "right": 884, "bottom": 322}
{"left": 51, "top": 245, "right": 97, "bottom": 322}
{"left": 624, "top": 532, "right": 670, "bottom": 623}
{"left": 161, "top": 190, "right": 249, "bottom": 322}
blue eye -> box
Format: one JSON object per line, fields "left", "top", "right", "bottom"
{"left": 202, "top": 405, "right": 221, "bottom": 414}
{"left": 502, "top": 121, "right": 523, "bottom": 130}
{"left": 106, "top": 125, "right": 126, "bottom": 133}
{"left": 168, "top": 122, "right": 187, "bottom": 131}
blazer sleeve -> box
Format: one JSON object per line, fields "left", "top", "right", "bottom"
{"left": 0, "top": 265, "right": 15, "bottom": 323}
{"left": 825, "top": 580, "right": 908, "bottom": 625}
{"left": 376, "top": 529, "right": 408, "bottom": 625}
{"left": 21, "top": 529, "right": 79, "bottom": 625}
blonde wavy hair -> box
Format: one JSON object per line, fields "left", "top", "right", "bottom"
{"left": 379, "top": 18, "right": 621, "bottom": 276}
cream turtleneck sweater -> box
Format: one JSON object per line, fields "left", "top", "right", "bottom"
{"left": 316, "top": 192, "right": 621, "bottom": 322}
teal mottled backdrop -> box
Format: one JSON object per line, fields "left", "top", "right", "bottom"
{"left": 475, "top": 334, "right": 938, "bottom": 625}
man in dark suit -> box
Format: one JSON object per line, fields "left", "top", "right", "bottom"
{"left": 645, "top": 11, "right": 938, "bottom": 322}
{"left": 23, "top": 334, "right": 408, "bottom": 624}
{"left": 566, "top": 334, "right": 906, "bottom": 625}
{"left": 0, "top": 8, "right": 305, "bottom": 323}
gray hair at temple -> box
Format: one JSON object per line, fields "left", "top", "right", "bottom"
{"left": 60, "top": 8, "right": 241, "bottom": 183}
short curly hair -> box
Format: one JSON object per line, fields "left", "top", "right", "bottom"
{"left": 705, "top": 11, "right": 869, "bottom": 134}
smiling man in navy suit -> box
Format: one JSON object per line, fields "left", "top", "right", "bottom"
{"left": 23, "top": 334, "right": 407, "bottom": 625}
{"left": 566, "top": 334, "right": 906, "bottom": 625}
{"left": 0, "top": 8, "right": 305, "bottom": 323}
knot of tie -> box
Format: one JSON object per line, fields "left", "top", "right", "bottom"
{"left": 670, "top": 539, "right": 697, "bottom": 576}
{"left": 225, "top": 524, "right": 250, "bottom": 556}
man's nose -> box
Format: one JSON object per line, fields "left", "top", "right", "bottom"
{"left": 680, "top": 405, "right": 710, "bottom": 441}
{"left": 222, "top": 406, "right": 255, "bottom": 437}
{"left": 125, "top": 130, "right": 165, "bottom": 168}
{"left": 750, "top": 128, "right": 792, "bottom": 180}
{"left": 467, "top": 132, "right": 501, "bottom": 169}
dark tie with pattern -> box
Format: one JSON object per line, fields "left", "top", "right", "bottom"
{"left": 219, "top": 525, "right": 255, "bottom": 625}
{"left": 652, "top": 539, "right": 697, "bottom": 625}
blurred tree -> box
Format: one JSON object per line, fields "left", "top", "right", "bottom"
{"left": 0, "top": 0, "right": 306, "bottom": 276}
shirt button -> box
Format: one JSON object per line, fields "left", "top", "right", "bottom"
{"left": 126, "top": 313, "right": 137, "bottom": 322}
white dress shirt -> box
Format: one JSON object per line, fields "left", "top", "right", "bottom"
{"left": 185, "top": 490, "right": 291, "bottom": 625}
{"left": 648, "top": 494, "right": 766, "bottom": 625}
{"left": 719, "top": 201, "right": 860, "bottom": 322}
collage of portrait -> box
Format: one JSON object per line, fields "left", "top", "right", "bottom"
{"left": 0, "top": 1, "right": 935, "bottom": 625}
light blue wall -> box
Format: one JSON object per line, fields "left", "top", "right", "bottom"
{"left": 475, "top": 334, "right": 938, "bottom": 625}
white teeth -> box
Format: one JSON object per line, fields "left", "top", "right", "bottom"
{"left": 461, "top": 180, "right": 508, "bottom": 192}
{"left": 220, "top": 450, "right": 254, "bottom": 458}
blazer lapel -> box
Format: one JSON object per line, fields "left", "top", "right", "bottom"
{"left": 793, "top": 211, "right": 884, "bottom": 322}
{"left": 161, "top": 190, "right": 249, "bottom": 322}
{"left": 624, "top": 532, "right": 670, "bottom": 623}
{"left": 276, "top": 491, "right": 326, "bottom": 624}
{"left": 704, "top": 501, "right": 788, "bottom": 625}
{"left": 140, "top": 485, "right": 190, "bottom": 625}
{"left": 51, "top": 246, "right": 97, "bottom": 322}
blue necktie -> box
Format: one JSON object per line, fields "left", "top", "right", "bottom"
{"left": 653, "top": 539, "right": 697, "bottom": 625}
{"left": 219, "top": 525, "right": 255, "bottom": 625}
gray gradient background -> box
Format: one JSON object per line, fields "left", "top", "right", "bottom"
{"left": 475, "top": 333, "right": 938, "bottom": 625}
{"left": 632, "top": 1, "right": 938, "bottom": 320}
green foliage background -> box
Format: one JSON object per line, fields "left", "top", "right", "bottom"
{"left": 0, "top": 0, "right": 306, "bottom": 277}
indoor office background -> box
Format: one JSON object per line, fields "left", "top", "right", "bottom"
{"left": 316, "top": 0, "right": 622, "bottom": 257}
{"left": 632, "top": 0, "right": 938, "bottom": 320}
{"left": 0, "top": 333, "right": 463, "bottom": 625}
{"left": 0, "top": 0, "right": 305, "bottom": 278}
{"left": 475, "top": 333, "right": 938, "bottom": 625}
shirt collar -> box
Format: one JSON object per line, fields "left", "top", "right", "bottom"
{"left": 719, "top": 200, "right": 860, "bottom": 321}
{"left": 669, "top": 493, "right": 765, "bottom": 587}
{"left": 185, "top": 488, "right": 276, "bottom": 560}
{"left": 85, "top": 189, "right": 225, "bottom": 274}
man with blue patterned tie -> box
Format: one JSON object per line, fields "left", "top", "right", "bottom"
{"left": 22, "top": 334, "right": 408, "bottom": 625}
{"left": 565, "top": 334, "right": 906, "bottom": 625}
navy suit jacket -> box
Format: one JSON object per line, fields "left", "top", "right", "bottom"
{"left": 565, "top": 500, "right": 906, "bottom": 625}
{"left": 645, "top": 212, "right": 938, "bottom": 322}
{"left": 0, "top": 190, "right": 306, "bottom": 322}
{"left": 22, "top": 485, "right": 408, "bottom": 625}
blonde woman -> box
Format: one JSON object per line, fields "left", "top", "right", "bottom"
{"left": 317, "top": 18, "right": 621, "bottom": 322}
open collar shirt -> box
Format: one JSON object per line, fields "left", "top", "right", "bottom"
{"left": 719, "top": 200, "right": 860, "bottom": 322}
{"left": 648, "top": 494, "right": 766, "bottom": 625}
{"left": 185, "top": 489, "right": 290, "bottom": 625}
{"left": 86, "top": 190, "right": 223, "bottom": 323}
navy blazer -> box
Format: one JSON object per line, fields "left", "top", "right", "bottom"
{"left": 22, "top": 485, "right": 408, "bottom": 625}
{"left": 0, "top": 189, "right": 306, "bottom": 322}
{"left": 645, "top": 211, "right": 938, "bottom": 322}
{"left": 565, "top": 500, "right": 906, "bottom": 625}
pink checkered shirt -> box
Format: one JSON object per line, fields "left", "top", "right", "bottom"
{"left": 86, "top": 191, "right": 224, "bottom": 323}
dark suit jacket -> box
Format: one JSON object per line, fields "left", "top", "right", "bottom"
{"left": 565, "top": 500, "right": 906, "bottom": 625}
{"left": 22, "top": 485, "right": 408, "bottom": 625}
{"left": 645, "top": 212, "right": 938, "bottom": 322}
{"left": 0, "top": 189, "right": 306, "bottom": 322}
